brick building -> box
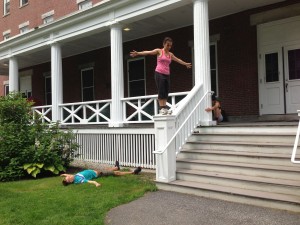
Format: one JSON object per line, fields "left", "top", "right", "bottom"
{"left": 1, "top": 0, "right": 299, "bottom": 121}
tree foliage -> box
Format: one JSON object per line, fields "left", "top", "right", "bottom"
{"left": 0, "top": 92, "right": 79, "bottom": 181}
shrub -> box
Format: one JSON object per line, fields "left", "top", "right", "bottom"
{"left": 0, "top": 93, "right": 79, "bottom": 181}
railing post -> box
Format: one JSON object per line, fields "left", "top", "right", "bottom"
{"left": 291, "top": 110, "right": 300, "bottom": 163}
{"left": 154, "top": 115, "right": 177, "bottom": 183}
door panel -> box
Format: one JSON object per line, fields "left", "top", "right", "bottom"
{"left": 259, "top": 47, "right": 284, "bottom": 115}
{"left": 284, "top": 45, "right": 300, "bottom": 113}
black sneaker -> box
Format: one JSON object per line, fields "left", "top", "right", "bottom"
{"left": 115, "top": 160, "right": 120, "bottom": 170}
{"left": 133, "top": 166, "right": 142, "bottom": 175}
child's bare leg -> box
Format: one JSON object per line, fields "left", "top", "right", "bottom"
{"left": 113, "top": 171, "right": 134, "bottom": 176}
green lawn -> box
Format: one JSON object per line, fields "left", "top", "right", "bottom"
{"left": 0, "top": 172, "right": 157, "bottom": 225}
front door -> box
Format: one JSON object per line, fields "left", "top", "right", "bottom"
{"left": 259, "top": 44, "right": 300, "bottom": 115}
{"left": 284, "top": 44, "right": 300, "bottom": 113}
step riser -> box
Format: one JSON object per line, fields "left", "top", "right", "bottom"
{"left": 189, "top": 135, "right": 296, "bottom": 144}
{"left": 195, "top": 127, "right": 298, "bottom": 135}
{"left": 177, "top": 152, "right": 296, "bottom": 167}
{"left": 183, "top": 143, "right": 293, "bottom": 154}
{"left": 157, "top": 182, "right": 300, "bottom": 213}
{"left": 176, "top": 173, "right": 300, "bottom": 197}
{"left": 176, "top": 161, "right": 299, "bottom": 181}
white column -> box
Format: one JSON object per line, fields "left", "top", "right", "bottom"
{"left": 9, "top": 56, "right": 19, "bottom": 92}
{"left": 51, "top": 43, "right": 63, "bottom": 122}
{"left": 194, "top": 0, "right": 213, "bottom": 125}
{"left": 109, "top": 23, "right": 124, "bottom": 127}
{"left": 154, "top": 116, "right": 176, "bottom": 183}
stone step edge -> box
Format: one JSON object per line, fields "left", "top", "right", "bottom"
{"left": 179, "top": 149, "right": 292, "bottom": 159}
{"left": 193, "top": 132, "right": 297, "bottom": 136}
{"left": 176, "top": 158, "right": 300, "bottom": 172}
{"left": 160, "top": 180, "right": 300, "bottom": 204}
{"left": 176, "top": 169, "right": 300, "bottom": 187}
{"left": 186, "top": 140, "right": 296, "bottom": 147}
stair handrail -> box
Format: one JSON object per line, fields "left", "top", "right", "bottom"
{"left": 291, "top": 110, "right": 300, "bottom": 163}
{"left": 153, "top": 84, "right": 212, "bottom": 155}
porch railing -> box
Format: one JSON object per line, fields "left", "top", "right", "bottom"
{"left": 32, "top": 92, "right": 189, "bottom": 125}
{"left": 32, "top": 105, "right": 52, "bottom": 123}
{"left": 59, "top": 100, "right": 111, "bottom": 124}
{"left": 74, "top": 128, "right": 156, "bottom": 169}
{"left": 291, "top": 110, "right": 300, "bottom": 164}
{"left": 153, "top": 84, "right": 211, "bottom": 155}
{"left": 122, "top": 92, "right": 188, "bottom": 123}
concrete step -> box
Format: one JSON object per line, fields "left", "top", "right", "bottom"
{"left": 183, "top": 141, "right": 294, "bottom": 155}
{"left": 194, "top": 126, "right": 298, "bottom": 135}
{"left": 176, "top": 158, "right": 300, "bottom": 181}
{"left": 176, "top": 169, "right": 300, "bottom": 196}
{"left": 157, "top": 180, "right": 300, "bottom": 213}
{"left": 189, "top": 133, "right": 296, "bottom": 144}
{"left": 177, "top": 149, "right": 297, "bottom": 167}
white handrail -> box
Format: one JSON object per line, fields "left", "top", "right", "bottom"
{"left": 291, "top": 110, "right": 300, "bottom": 163}
{"left": 153, "top": 85, "right": 212, "bottom": 154}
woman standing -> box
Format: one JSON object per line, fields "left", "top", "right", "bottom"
{"left": 130, "top": 37, "right": 192, "bottom": 115}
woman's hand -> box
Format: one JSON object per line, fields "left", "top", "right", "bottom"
{"left": 130, "top": 50, "right": 138, "bottom": 57}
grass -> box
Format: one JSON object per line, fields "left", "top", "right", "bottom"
{"left": 0, "top": 170, "right": 157, "bottom": 225}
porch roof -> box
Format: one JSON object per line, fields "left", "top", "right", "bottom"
{"left": 0, "top": 0, "right": 284, "bottom": 74}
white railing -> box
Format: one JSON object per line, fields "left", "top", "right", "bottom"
{"left": 59, "top": 100, "right": 111, "bottom": 124}
{"left": 122, "top": 92, "right": 189, "bottom": 123}
{"left": 32, "top": 92, "right": 189, "bottom": 125}
{"left": 291, "top": 110, "right": 300, "bottom": 163}
{"left": 32, "top": 105, "right": 52, "bottom": 123}
{"left": 154, "top": 84, "right": 211, "bottom": 155}
{"left": 74, "top": 129, "right": 156, "bottom": 169}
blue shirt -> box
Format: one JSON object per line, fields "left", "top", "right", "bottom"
{"left": 73, "top": 170, "right": 97, "bottom": 184}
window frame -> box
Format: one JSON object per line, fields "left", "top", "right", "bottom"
{"left": 210, "top": 42, "right": 219, "bottom": 96}
{"left": 44, "top": 73, "right": 52, "bottom": 105}
{"left": 78, "top": 0, "right": 92, "bottom": 10}
{"left": 3, "top": 0, "right": 10, "bottom": 15}
{"left": 20, "top": 0, "right": 28, "bottom": 7}
{"left": 81, "top": 67, "right": 95, "bottom": 102}
{"left": 41, "top": 10, "right": 54, "bottom": 24}
{"left": 127, "top": 57, "right": 146, "bottom": 97}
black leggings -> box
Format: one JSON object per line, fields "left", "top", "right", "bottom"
{"left": 155, "top": 72, "right": 170, "bottom": 99}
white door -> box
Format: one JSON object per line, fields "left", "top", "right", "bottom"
{"left": 259, "top": 46, "right": 285, "bottom": 115}
{"left": 284, "top": 44, "right": 300, "bottom": 114}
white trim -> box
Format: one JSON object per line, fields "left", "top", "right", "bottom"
{"left": 41, "top": 10, "right": 54, "bottom": 19}
{"left": 19, "top": 21, "right": 29, "bottom": 29}
{"left": 2, "top": 29, "right": 11, "bottom": 36}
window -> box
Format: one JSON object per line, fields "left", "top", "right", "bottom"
{"left": 43, "top": 15, "right": 53, "bottom": 24}
{"left": 210, "top": 43, "right": 219, "bottom": 96}
{"left": 3, "top": 33, "right": 10, "bottom": 40}
{"left": 20, "top": 0, "right": 28, "bottom": 7}
{"left": 20, "top": 26, "right": 29, "bottom": 34}
{"left": 44, "top": 74, "right": 51, "bottom": 105}
{"left": 78, "top": 0, "right": 92, "bottom": 10}
{"left": 265, "top": 53, "right": 279, "bottom": 82}
{"left": 127, "top": 58, "right": 146, "bottom": 97}
{"left": 4, "top": 0, "right": 10, "bottom": 15}
{"left": 288, "top": 48, "right": 300, "bottom": 80}
{"left": 19, "top": 21, "right": 29, "bottom": 34}
{"left": 42, "top": 10, "right": 54, "bottom": 24}
{"left": 4, "top": 84, "right": 9, "bottom": 96}
{"left": 81, "top": 68, "right": 94, "bottom": 101}
{"left": 3, "top": 29, "right": 10, "bottom": 40}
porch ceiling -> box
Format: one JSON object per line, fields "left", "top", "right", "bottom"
{"left": 0, "top": 0, "right": 284, "bottom": 75}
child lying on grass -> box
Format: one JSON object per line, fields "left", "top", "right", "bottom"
{"left": 60, "top": 161, "right": 142, "bottom": 187}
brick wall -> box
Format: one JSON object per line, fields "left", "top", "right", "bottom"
{"left": 0, "top": 75, "right": 8, "bottom": 96}
{"left": 0, "top": 0, "right": 102, "bottom": 40}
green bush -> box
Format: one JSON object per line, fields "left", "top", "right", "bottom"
{"left": 0, "top": 92, "right": 79, "bottom": 181}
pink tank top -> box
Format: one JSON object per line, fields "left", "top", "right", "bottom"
{"left": 155, "top": 49, "right": 171, "bottom": 75}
